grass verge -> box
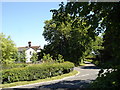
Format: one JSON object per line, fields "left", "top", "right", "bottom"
{"left": 0, "top": 70, "right": 78, "bottom": 88}
{"left": 79, "top": 63, "right": 86, "bottom": 66}
{"left": 86, "top": 59, "right": 93, "bottom": 63}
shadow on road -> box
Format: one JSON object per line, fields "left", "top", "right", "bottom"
{"left": 38, "top": 79, "right": 93, "bottom": 89}
{"left": 5, "top": 80, "right": 93, "bottom": 90}
{"left": 2, "top": 80, "right": 94, "bottom": 90}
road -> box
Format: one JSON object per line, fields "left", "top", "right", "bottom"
{"left": 3, "top": 62, "right": 100, "bottom": 90}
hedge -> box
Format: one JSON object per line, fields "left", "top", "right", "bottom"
{"left": 1, "top": 61, "right": 74, "bottom": 84}
{"left": 1, "top": 63, "right": 27, "bottom": 70}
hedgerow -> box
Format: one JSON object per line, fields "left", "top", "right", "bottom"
{"left": 1, "top": 63, "right": 27, "bottom": 70}
{"left": 1, "top": 61, "right": 74, "bottom": 84}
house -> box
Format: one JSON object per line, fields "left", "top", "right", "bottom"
{"left": 18, "top": 41, "right": 41, "bottom": 63}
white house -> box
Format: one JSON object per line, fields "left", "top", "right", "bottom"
{"left": 18, "top": 42, "right": 41, "bottom": 63}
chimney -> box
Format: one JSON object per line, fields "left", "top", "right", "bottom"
{"left": 28, "top": 41, "right": 31, "bottom": 47}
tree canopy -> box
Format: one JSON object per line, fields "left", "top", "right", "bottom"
{"left": 43, "top": 16, "right": 95, "bottom": 65}
{"left": 0, "top": 33, "right": 18, "bottom": 64}
{"left": 50, "top": 1, "right": 120, "bottom": 66}
{"left": 43, "top": 1, "right": 120, "bottom": 88}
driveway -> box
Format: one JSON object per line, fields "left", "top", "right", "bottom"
{"left": 3, "top": 62, "right": 100, "bottom": 90}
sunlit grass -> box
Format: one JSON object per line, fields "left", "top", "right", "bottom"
{"left": 86, "top": 59, "right": 93, "bottom": 63}
{"left": 0, "top": 70, "right": 78, "bottom": 88}
{"left": 79, "top": 63, "right": 86, "bottom": 66}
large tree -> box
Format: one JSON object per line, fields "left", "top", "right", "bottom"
{"left": 50, "top": 1, "right": 120, "bottom": 88}
{"left": 0, "top": 33, "right": 18, "bottom": 64}
{"left": 43, "top": 15, "right": 95, "bottom": 65}
{"left": 50, "top": 1, "right": 120, "bottom": 65}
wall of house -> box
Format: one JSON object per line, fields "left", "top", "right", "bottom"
{"left": 25, "top": 48, "right": 36, "bottom": 63}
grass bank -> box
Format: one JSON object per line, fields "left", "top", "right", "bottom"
{"left": 1, "top": 70, "right": 78, "bottom": 88}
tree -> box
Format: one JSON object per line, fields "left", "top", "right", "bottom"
{"left": 50, "top": 1, "right": 120, "bottom": 88}
{"left": 31, "top": 53, "right": 38, "bottom": 63}
{"left": 0, "top": 33, "right": 18, "bottom": 64}
{"left": 43, "top": 17, "right": 94, "bottom": 65}
{"left": 42, "top": 53, "right": 53, "bottom": 63}
{"left": 17, "top": 50, "right": 26, "bottom": 63}
{"left": 51, "top": 1, "right": 120, "bottom": 65}
{"left": 56, "top": 54, "right": 64, "bottom": 63}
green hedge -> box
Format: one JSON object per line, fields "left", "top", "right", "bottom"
{"left": 1, "top": 62, "right": 74, "bottom": 84}
{"left": 1, "top": 63, "right": 28, "bottom": 70}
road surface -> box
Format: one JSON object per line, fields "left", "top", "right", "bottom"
{"left": 3, "top": 62, "right": 100, "bottom": 90}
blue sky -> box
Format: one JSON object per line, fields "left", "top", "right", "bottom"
{"left": 2, "top": 2, "right": 63, "bottom": 48}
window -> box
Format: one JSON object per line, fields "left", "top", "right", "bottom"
{"left": 30, "top": 51, "right": 32, "bottom": 55}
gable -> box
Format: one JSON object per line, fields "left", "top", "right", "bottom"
{"left": 18, "top": 46, "right": 40, "bottom": 52}
{"left": 25, "top": 48, "right": 36, "bottom": 52}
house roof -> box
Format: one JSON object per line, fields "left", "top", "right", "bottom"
{"left": 18, "top": 46, "right": 41, "bottom": 51}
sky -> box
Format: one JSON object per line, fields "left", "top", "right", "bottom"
{"left": 2, "top": 2, "right": 64, "bottom": 48}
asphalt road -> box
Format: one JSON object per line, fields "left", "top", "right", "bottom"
{"left": 3, "top": 62, "right": 100, "bottom": 90}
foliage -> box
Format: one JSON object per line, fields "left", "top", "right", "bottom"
{"left": 49, "top": 1, "right": 120, "bottom": 88}
{"left": 56, "top": 54, "right": 64, "bottom": 63}
{"left": 42, "top": 53, "right": 53, "bottom": 63}
{"left": 42, "top": 53, "right": 64, "bottom": 63}
{"left": 43, "top": 2, "right": 105, "bottom": 65}
{"left": 1, "top": 61, "right": 74, "bottom": 84}
{"left": 43, "top": 16, "right": 94, "bottom": 65}
{"left": 84, "top": 36, "right": 104, "bottom": 62}
{"left": 17, "top": 50, "right": 26, "bottom": 63}
{"left": 91, "top": 68, "right": 120, "bottom": 89}
{"left": 0, "top": 33, "right": 18, "bottom": 64}
{"left": 1, "top": 70, "right": 78, "bottom": 88}
{"left": 91, "top": 36, "right": 104, "bottom": 55}
{"left": 51, "top": 1, "right": 120, "bottom": 64}
{"left": 31, "top": 53, "right": 38, "bottom": 63}
{"left": 1, "top": 63, "right": 27, "bottom": 70}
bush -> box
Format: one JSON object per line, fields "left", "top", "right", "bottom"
{"left": 91, "top": 69, "right": 120, "bottom": 89}
{"left": 1, "top": 62, "right": 74, "bottom": 84}
{"left": 56, "top": 54, "right": 64, "bottom": 63}
{"left": 31, "top": 53, "right": 38, "bottom": 63}
{"left": 1, "top": 63, "right": 28, "bottom": 70}
{"left": 42, "top": 53, "right": 53, "bottom": 63}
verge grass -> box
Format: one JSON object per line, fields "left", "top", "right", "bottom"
{"left": 0, "top": 70, "right": 78, "bottom": 88}
{"left": 86, "top": 59, "right": 93, "bottom": 63}
{"left": 79, "top": 63, "right": 86, "bottom": 66}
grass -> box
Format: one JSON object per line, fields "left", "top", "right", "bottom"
{"left": 79, "top": 63, "right": 86, "bottom": 66}
{"left": 79, "top": 59, "right": 93, "bottom": 66}
{"left": 0, "top": 70, "right": 78, "bottom": 88}
{"left": 86, "top": 59, "right": 93, "bottom": 63}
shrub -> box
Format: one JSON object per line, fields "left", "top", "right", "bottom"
{"left": 1, "top": 63, "right": 28, "bottom": 70}
{"left": 31, "top": 53, "right": 38, "bottom": 63}
{"left": 42, "top": 53, "right": 53, "bottom": 63}
{"left": 91, "top": 69, "right": 120, "bottom": 89}
{"left": 56, "top": 54, "right": 64, "bottom": 63}
{"left": 2, "top": 62, "right": 74, "bottom": 84}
